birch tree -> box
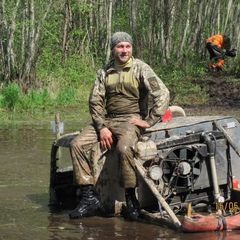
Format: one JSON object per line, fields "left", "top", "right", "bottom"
{"left": 1, "top": 0, "right": 240, "bottom": 92}
{"left": 0, "top": 0, "right": 53, "bottom": 91}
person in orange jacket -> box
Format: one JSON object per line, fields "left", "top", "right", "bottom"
{"left": 206, "top": 34, "right": 236, "bottom": 71}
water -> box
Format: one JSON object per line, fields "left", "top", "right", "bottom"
{"left": 1, "top": 114, "right": 240, "bottom": 239}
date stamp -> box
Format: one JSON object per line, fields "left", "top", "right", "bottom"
{"left": 215, "top": 202, "right": 239, "bottom": 212}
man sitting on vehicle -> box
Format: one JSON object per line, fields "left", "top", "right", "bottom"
{"left": 68, "top": 32, "right": 170, "bottom": 220}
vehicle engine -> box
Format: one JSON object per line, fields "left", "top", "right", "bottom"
{"left": 135, "top": 129, "right": 232, "bottom": 212}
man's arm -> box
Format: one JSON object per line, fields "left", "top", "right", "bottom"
{"left": 89, "top": 69, "right": 107, "bottom": 132}
{"left": 133, "top": 59, "right": 170, "bottom": 127}
{"left": 223, "top": 35, "right": 231, "bottom": 51}
{"left": 129, "top": 118, "right": 151, "bottom": 128}
{"left": 145, "top": 75, "right": 170, "bottom": 126}
{"left": 89, "top": 69, "right": 114, "bottom": 150}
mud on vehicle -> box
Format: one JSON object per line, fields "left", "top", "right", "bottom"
{"left": 49, "top": 107, "right": 240, "bottom": 230}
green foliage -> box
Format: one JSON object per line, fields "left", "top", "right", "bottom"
{"left": 111, "top": 2, "right": 131, "bottom": 32}
{"left": 38, "top": 51, "right": 97, "bottom": 89}
{"left": 170, "top": 80, "right": 209, "bottom": 105}
{"left": 154, "top": 57, "right": 209, "bottom": 106}
{"left": 55, "top": 87, "right": 79, "bottom": 107}
{"left": 22, "top": 89, "right": 51, "bottom": 109}
{"left": 0, "top": 0, "right": 238, "bottom": 115}
{"left": 0, "top": 83, "right": 21, "bottom": 109}
{"left": 0, "top": 75, "right": 92, "bottom": 113}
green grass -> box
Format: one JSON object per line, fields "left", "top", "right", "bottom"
{"left": 0, "top": 56, "right": 239, "bottom": 124}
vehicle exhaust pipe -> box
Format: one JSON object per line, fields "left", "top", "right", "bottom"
{"left": 201, "top": 132, "right": 221, "bottom": 202}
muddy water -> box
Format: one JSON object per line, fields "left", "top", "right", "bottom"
{"left": 1, "top": 114, "right": 240, "bottom": 240}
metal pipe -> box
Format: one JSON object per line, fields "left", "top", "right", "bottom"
{"left": 201, "top": 132, "right": 221, "bottom": 201}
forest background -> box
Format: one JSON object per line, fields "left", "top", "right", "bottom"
{"left": 0, "top": 0, "right": 240, "bottom": 121}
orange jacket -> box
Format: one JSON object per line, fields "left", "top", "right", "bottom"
{"left": 206, "top": 34, "right": 231, "bottom": 50}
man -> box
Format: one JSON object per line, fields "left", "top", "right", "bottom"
{"left": 68, "top": 32, "right": 170, "bottom": 220}
{"left": 206, "top": 34, "right": 236, "bottom": 71}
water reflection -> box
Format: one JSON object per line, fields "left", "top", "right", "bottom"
{"left": 47, "top": 214, "right": 181, "bottom": 240}
{"left": 0, "top": 122, "right": 240, "bottom": 239}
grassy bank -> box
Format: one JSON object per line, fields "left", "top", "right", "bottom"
{"left": 1, "top": 61, "right": 239, "bottom": 124}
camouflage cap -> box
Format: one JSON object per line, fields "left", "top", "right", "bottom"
{"left": 110, "top": 32, "right": 133, "bottom": 50}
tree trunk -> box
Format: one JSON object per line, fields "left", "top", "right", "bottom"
{"left": 0, "top": 0, "right": 20, "bottom": 82}
{"left": 178, "top": 0, "right": 191, "bottom": 58}
{"left": 106, "top": 0, "right": 113, "bottom": 62}
{"left": 63, "top": 0, "right": 73, "bottom": 64}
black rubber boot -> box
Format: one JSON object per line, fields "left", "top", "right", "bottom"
{"left": 125, "top": 188, "right": 141, "bottom": 220}
{"left": 69, "top": 185, "right": 102, "bottom": 219}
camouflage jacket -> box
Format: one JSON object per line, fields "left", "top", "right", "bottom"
{"left": 89, "top": 57, "right": 170, "bottom": 132}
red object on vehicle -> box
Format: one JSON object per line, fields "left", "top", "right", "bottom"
{"left": 182, "top": 212, "right": 240, "bottom": 232}
{"left": 233, "top": 177, "right": 240, "bottom": 189}
{"left": 162, "top": 107, "right": 172, "bottom": 122}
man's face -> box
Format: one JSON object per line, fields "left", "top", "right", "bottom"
{"left": 112, "top": 42, "right": 132, "bottom": 65}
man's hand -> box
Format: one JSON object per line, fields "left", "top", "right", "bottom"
{"left": 226, "top": 49, "right": 236, "bottom": 57}
{"left": 129, "top": 118, "right": 151, "bottom": 128}
{"left": 100, "top": 127, "right": 113, "bottom": 150}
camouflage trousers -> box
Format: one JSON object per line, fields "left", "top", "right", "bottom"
{"left": 69, "top": 117, "right": 141, "bottom": 189}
